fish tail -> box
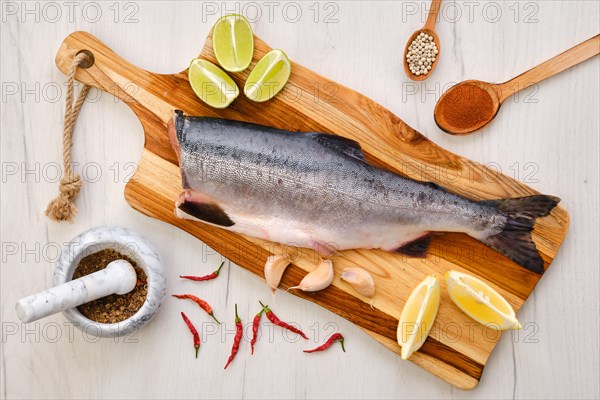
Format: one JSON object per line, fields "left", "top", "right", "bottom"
{"left": 480, "top": 195, "right": 561, "bottom": 274}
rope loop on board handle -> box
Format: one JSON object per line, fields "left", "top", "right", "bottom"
{"left": 46, "top": 51, "right": 94, "bottom": 223}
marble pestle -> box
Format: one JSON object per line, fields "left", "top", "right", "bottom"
{"left": 15, "top": 260, "right": 137, "bottom": 324}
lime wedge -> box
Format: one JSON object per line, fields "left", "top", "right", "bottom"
{"left": 187, "top": 59, "right": 239, "bottom": 109}
{"left": 244, "top": 49, "right": 291, "bottom": 102}
{"left": 212, "top": 14, "right": 254, "bottom": 72}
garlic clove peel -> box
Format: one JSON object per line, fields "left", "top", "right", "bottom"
{"left": 340, "top": 266, "right": 375, "bottom": 299}
{"left": 289, "top": 259, "right": 334, "bottom": 292}
{"left": 264, "top": 254, "right": 291, "bottom": 295}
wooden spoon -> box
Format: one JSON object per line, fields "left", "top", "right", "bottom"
{"left": 434, "top": 34, "right": 600, "bottom": 135}
{"left": 404, "top": 0, "right": 442, "bottom": 81}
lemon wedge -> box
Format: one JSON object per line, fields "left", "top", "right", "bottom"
{"left": 244, "top": 49, "right": 291, "bottom": 102}
{"left": 445, "top": 270, "right": 522, "bottom": 330}
{"left": 397, "top": 275, "right": 440, "bottom": 360}
{"left": 212, "top": 14, "right": 254, "bottom": 72}
{"left": 187, "top": 59, "right": 239, "bottom": 108}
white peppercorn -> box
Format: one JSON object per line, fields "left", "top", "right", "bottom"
{"left": 406, "top": 31, "right": 438, "bottom": 76}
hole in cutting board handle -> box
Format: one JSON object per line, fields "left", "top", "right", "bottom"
{"left": 76, "top": 50, "right": 95, "bottom": 68}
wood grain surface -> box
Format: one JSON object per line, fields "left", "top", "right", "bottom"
{"left": 495, "top": 34, "right": 600, "bottom": 104}
{"left": 53, "top": 31, "right": 568, "bottom": 389}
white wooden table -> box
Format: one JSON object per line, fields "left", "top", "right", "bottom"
{"left": 1, "top": 1, "right": 598, "bottom": 398}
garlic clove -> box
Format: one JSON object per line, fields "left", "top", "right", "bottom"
{"left": 340, "top": 266, "right": 375, "bottom": 299}
{"left": 264, "top": 254, "right": 291, "bottom": 295}
{"left": 289, "top": 259, "right": 334, "bottom": 292}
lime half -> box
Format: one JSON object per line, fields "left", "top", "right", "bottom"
{"left": 244, "top": 50, "right": 291, "bottom": 102}
{"left": 188, "top": 59, "right": 239, "bottom": 109}
{"left": 212, "top": 14, "right": 254, "bottom": 72}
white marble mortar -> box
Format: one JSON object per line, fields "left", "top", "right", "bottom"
{"left": 53, "top": 226, "right": 166, "bottom": 338}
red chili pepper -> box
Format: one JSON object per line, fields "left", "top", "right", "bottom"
{"left": 304, "top": 333, "right": 345, "bottom": 353}
{"left": 259, "top": 301, "right": 308, "bottom": 340}
{"left": 180, "top": 311, "right": 200, "bottom": 358}
{"left": 172, "top": 294, "right": 220, "bottom": 324}
{"left": 224, "top": 304, "right": 243, "bottom": 369}
{"left": 180, "top": 261, "right": 225, "bottom": 282}
{"left": 250, "top": 308, "right": 264, "bottom": 355}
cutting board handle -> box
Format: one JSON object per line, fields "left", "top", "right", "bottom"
{"left": 56, "top": 31, "right": 139, "bottom": 103}
{"left": 55, "top": 31, "right": 175, "bottom": 123}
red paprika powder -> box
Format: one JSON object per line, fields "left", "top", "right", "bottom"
{"left": 437, "top": 84, "right": 495, "bottom": 130}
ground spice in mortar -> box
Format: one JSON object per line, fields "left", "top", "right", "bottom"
{"left": 73, "top": 249, "right": 147, "bottom": 324}
{"left": 439, "top": 84, "right": 495, "bottom": 130}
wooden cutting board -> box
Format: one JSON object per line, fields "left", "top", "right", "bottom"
{"left": 55, "top": 31, "right": 569, "bottom": 389}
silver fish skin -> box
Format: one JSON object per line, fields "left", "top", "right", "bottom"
{"left": 168, "top": 110, "right": 559, "bottom": 273}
